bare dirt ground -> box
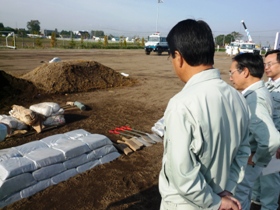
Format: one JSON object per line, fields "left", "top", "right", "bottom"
{"left": 0, "top": 49, "right": 274, "bottom": 210}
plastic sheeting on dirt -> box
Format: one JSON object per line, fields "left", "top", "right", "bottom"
{"left": 0, "top": 129, "right": 120, "bottom": 208}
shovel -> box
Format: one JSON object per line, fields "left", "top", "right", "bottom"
{"left": 113, "top": 143, "right": 133, "bottom": 155}
{"left": 121, "top": 126, "right": 163, "bottom": 143}
{"left": 116, "top": 127, "right": 156, "bottom": 144}
{"left": 109, "top": 130, "right": 142, "bottom": 151}
{"left": 110, "top": 129, "right": 152, "bottom": 147}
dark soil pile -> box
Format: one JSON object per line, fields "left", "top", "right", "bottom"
{"left": 21, "top": 60, "right": 137, "bottom": 94}
{"left": 0, "top": 70, "right": 39, "bottom": 111}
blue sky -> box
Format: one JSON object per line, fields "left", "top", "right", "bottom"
{"left": 0, "top": 0, "right": 279, "bottom": 46}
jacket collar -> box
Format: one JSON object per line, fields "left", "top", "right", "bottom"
{"left": 243, "top": 80, "right": 264, "bottom": 98}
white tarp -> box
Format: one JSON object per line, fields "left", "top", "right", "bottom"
{"left": 0, "top": 129, "right": 120, "bottom": 208}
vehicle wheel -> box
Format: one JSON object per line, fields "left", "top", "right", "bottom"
{"left": 145, "top": 51, "right": 151, "bottom": 55}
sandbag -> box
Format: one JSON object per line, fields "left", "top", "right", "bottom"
{"left": 29, "top": 102, "right": 64, "bottom": 117}
{"left": 9, "top": 105, "right": 42, "bottom": 133}
{"left": 43, "top": 115, "right": 65, "bottom": 126}
{"left": 0, "top": 115, "right": 28, "bottom": 130}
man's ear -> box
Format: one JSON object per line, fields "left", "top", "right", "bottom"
{"left": 174, "top": 51, "right": 183, "bottom": 68}
{"left": 243, "top": 67, "right": 250, "bottom": 78}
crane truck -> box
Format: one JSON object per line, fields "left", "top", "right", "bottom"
{"left": 144, "top": 32, "right": 169, "bottom": 55}
{"left": 226, "top": 20, "right": 259, "bottom": 55}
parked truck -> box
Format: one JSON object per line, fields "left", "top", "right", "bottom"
{"left": 226, "top": 20, "right": 260, "bottom": 56}
{"left": 144, "top": 32, "right": 169, "bottom": 55}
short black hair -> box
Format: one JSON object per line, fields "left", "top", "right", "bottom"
{"left": 265, "top": 49, "right": 280, "bottom": 62}
{"left": 232, "top": 53, "right": 264, "bottom": 79}
{"left": 167, "top": 19, "right": 215, "bottom": 66}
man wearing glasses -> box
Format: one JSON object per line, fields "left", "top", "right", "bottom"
{"left": 251, "top": 49, "right": 280, "bottom": 210}
{"left": 229, "top": 53, "right": 280, "bottom": 210}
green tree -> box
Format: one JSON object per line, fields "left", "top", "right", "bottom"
{"left": 0, "top": 23, "right": 4, "bottom": 30}
{"left": 60, "top": 30, "right": 71, "bottom": 37}
{"left": 35, "top": 38, "right": 42, "bottom": 47}
{"left": 124, "top": 38, "right": 127, "bottom": 48}
{"left": 104, "top": 35, "right": 108, "bottom": 47}
{"left": 27, "top": 20, "right": 40, "bottom": 34}
{"left": 215, "top": 31, "right": 243, "bottom": 46}
{"left": 141, "top": 37, "right": 145, "bottom": 47}
{"left": 80, "top": 36, "right": 85, "bottom": 48}
{"left": 69, "top": 37, "right": 76, "bottom": 49}
{"left": 91, "top": 30, "right": 104, "bottom": 37}
{"left": 215, "top": 35, "right": 225, "bottom": 46}
{"left": 50, "top": 32, "right": 57, "bottom": 47}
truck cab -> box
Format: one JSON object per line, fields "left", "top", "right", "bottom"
{"left": 144, "top": 32, "right": 169, "bottom": 55}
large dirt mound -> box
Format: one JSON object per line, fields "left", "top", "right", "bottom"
{"left": 0, "top": 70, "right": 39, "bottom": 110}
{"left": 21, "top": 60, "right": 137, "bottom": 94}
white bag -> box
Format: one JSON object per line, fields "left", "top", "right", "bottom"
{"left": 29, "top": 102, "right": 64, "bottom": 117}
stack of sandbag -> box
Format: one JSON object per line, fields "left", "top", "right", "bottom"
{"left": 29, "top": 102, "right": 65, "bottom": 127}
{"left": 0, "top": 129, "right": 120, "bottom": 208}
{"left": 9, "top": 105, "right": 42, "bottom": 133}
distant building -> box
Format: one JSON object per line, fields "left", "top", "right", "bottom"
{"left": 73, "top": 30, "right": 90, "bottom": 39}
{"left": 43, "top": 29, "right": 57, "bottom": 37}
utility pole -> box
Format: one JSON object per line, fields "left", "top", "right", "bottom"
{"left": 156, "top": 0, "right": 163, "bottom": 32}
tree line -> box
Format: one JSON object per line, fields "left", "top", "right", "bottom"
{"left": 0, "top": 20, "right": 244, "bottom": 46}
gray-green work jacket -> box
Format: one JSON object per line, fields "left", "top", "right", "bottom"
{"left": 159, "top": 69, "right": 251, "bottom": 209}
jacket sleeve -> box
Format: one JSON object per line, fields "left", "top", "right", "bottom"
{"left": 249, "top": 100, "right": 280, "bottom": 166}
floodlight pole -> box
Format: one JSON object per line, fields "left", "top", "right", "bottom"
{"left": 156, "top": 2, "right": 161, "bottom": 32}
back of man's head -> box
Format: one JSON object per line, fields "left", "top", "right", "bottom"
{"left": 167, "top": 19, "right": 215, "bottom": 66}
{"left": 232, "top": 53, "right": 264, "bottom": 79}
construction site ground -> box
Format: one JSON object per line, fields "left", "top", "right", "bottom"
{"left": 0, "top": 49, "right": 277, "bottom": 210}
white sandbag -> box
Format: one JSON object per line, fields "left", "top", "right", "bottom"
{"left": 15, "top": 141, "right": 49, "bottom": 156}
{"left": 63, "top": 154, "right": 90, "bottom": 169}
{"left": 0, "top": 173, "right": 37, "bottom": 200}
{"left": 51, "top": 168, "right": 78, "bottom": 185}
{"left": 0, "top": 129, "right": 120, "bottom": 208}
{"left": 32, "top": 163, "right": 66, "bottom": 181}
{"left": 99, "top": 152, "right": 120, "bottom": 164}
{"left": 43, "top": 115, "right": 65, "bottom": 126}
{"left": 0, "top": 115, "right": 28, "bottom": 130}
{"left": 0, "top": 192, "right": 21, "bottom": 208}
{"left": 77, "top": 134, "right": 113, "bottom": 150}
{"left": 20, "top": 179, "right": 52, "bottom": 198}
{"left": 87, "top": 144, "right": 117, "bottom": 160}
{"left": 64, "top": 129, "right": 91, "bottom": 139}
{"left": 24, "top": 147, "right": 65, "bottom": 168}
{"left": 51, "top": 139, "right": 91, "bottom": 159}
{"left": 29, "top": 102, "right": 63, "bottom": 117}
{"left": 40, "top": 134, "right": 67, "bottom": 146}
{"left": 76, "top": 160, "right": 100, "bottom": 174}
{"left": 0, "top": 157, "right": 37, "bottom": 180}
{"left": 0, "top": 148, "right": 21, "bottom": 161}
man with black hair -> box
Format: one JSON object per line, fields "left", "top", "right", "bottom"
{"left": 251, "top": 49, "right": 280, "bottom": 210}
{"left": 229, "top": 53, "right": 280, "bottom": 210}
{"left": 159, "top": 19, "right": 251, "bottom": 210}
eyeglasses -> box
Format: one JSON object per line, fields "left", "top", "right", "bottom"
{"left": 264, "top": 62, "right": 279, "bottom": 68}
{"left": 229, "top": 69, "right": 239, "bottom": 76}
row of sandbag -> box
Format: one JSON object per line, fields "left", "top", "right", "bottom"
{"left": 0, "top": 129, "right": 120, "bottom": 208}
